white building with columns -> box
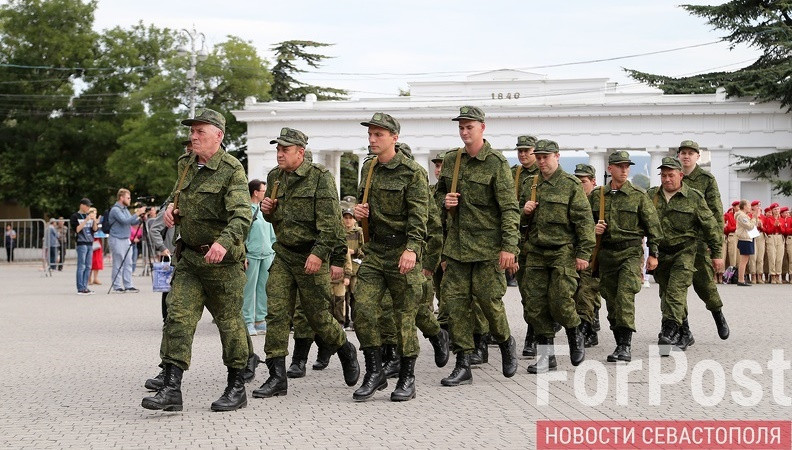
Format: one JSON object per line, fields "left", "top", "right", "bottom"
{"left": 233, "top": 70, "right": 792, "bottom": 210}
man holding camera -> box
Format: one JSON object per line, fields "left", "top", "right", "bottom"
{"left": 108, "top": 188, "right": 145, "bottom": 293}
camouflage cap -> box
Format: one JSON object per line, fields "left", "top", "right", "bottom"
{"left": 395, "top": 142, "right": 413, "bottom": 159}
{"left": 573, "top": 164, "right": 596, "bottom": 178}
{"left": 181, "top": 108, "right": 226, "bottom": 134}
{"left": 452, "top": 105, "right": 485, "bottom": 122}
{"left": 533, "top": 139, "right": 559, "bottom": 154}
{"left": 658, "top": 156, "right": 683, "bottom": 170}
{"left": 361, "top": 112, "right": 400, "bottom": 134}
{"left": 678, "top": 140, "right": 700, "bottom": 153}
{"left": 342, "top": 208, "right": 354, "bottom": 217}
{"left": 431, "top": 151, "right": 446, "bottom": 163}
{"left": 608, "top": 150, "right": 635, "bottom": 166}
{"left": 270, "top": 127, "right": 308, "bottom": 147}
{"left": 342, "top": 195, "right": 357, "bottom": 204}
{"left": 516, "top": 135, "right": 537, "bottom": 149}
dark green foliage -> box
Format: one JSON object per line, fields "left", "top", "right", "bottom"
{"left": 270, "top": 40, "right": 347, "bottom": 101}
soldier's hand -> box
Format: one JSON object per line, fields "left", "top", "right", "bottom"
{"left": 444, "top": 192, "right": 460, "bottom": 210}
{"left": 261, "top": 197, "right": 276, "bottom": 214}
{"left": 422, "top": 268, "right": 433, "bottom": 278}
{"left": 398, "top": 249, "right": 417, "bottom": 274}
{"left": 440, "top": 261, "right": 447, "bottom": 272}
{"left": 498, "top": 251, "right": 516, "bottom": 270}
{"left": 575, "top": 258, "right": 589, "bottom": 271}
{"left": 507, "top": 260, "right": 519, "bottom": 276}
{"left": 354, "top": 203, "right": 369, "bottom": 221}
{"left": 204, "top": 242, "right": 227, "bottom": 264}
{"left": 330, "top": 265, "right": 343, "bottom": 280}
{"left": 305, "top": 254, "right": 322, "bottom": 274}
{"left": 595, "top": 220, "right": 607, "bottom": 235}
{"left": 343, "top": 277, "right": 350, "bottom": 286}
{"left": 164, "top": 204, "right": 176, "bottom": 228}
{"left": 523, "top": 201, "right": 538, "bottom": 215}
{"left": 646, "top": 255, "right": 658, "bottom": 271}
{"left": 711, "top": 258, "right": 725, "bottom": 273}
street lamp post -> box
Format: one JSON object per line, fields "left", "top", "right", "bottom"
{"left": 178, "top": 26, "right": 208, "bottom": 118}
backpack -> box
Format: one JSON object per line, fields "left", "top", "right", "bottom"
{"left": 101, "top": 205, "right": 117, "bottom": 234}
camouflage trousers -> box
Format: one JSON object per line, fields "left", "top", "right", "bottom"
{"left": 573, "top": 266, "right": 600, "bottom": 326}
{"left": 353, "top": 245, "right": 422, "bottom": 357}
{"left": 381, "top": 273, "right": 442, "bottom": 343}
{"left": 264, "top": 250, "right": 346, "bottom": 359}
{"left": 523, "top": 244, "right": 581, "bottom": 337}
{"left": 655, "top": 246, "right": 696, "bottom": 325}
{"left": 598, "top": 246, "right": 642, "bottom": 331}
{"left": 159, "top": 248, "right": 249, "bottom": 370}
{"left": 292, "top": 295, "right": 316, "bottom": 339}
{"left": 442, "top": 257, "right": 510, "bottom": 354}
{"left": 432, "top": 269, "right": 448, "bottom": 327}
{"left": 690, "top": 241, "right": 724, "bottom": 312}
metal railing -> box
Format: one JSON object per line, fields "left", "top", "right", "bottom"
{"left": 2, "top": 219, "right": 50, "bottom": 271}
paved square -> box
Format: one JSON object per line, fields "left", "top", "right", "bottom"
{"left": 1, "top": 263, "right": 790, "bottom": 448}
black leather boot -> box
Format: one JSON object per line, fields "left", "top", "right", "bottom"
{"left": 353, "top": 347, "right": 387, "bottom": 401}
{"left": 311, "top": 338, "right": 333, "bottom": 371}
{"left": 441, "top": 352, "right": 472, "bottom": 386}
{"left": 607, "top": 328, "right": 632, "bottom": 362}
{"left": 582, "top": 321, "right": 598, "bottom": 348}
{"left": 592, "top": 307, "right": 601, "bottom": 331}
{"left": 428, "top": 329, "right": 450, "bottom": 368}
{"left": 676, "top": 318, "right": 695, "bottom": 351}
{"left": 286, "top": 338, "right": 312, "bottom": 378}
{"left": 382, "top": 344, "right": 401, "bottom": 379}
{"left": 712, "top": 309, "right": 730, "bottom": 340}
{"left": 658, "top": 319, "right": 680, "bottom": 356}
{"left": 242, "top": 353, "right": 261, "bottom": 383}
{"left": 142, "top": 363, "right": 184, "bottom": 411}
{"left": 252, "top": 357, "right": 287, "bottom": 398}
{"left": 336, "top": 339, "right": 361, "bottom": 386}
{"left": 527, "top": 336, "right": 557, "bottom": 374}
{"left": 211, "top": 367, "right": 247, "bottom": 411}
{"left": 390, "top": 356, "right": 417, "bottom": 402}
{"left": 144, "top": 367, "right": 165, "bottom": 391}
{"left": 469, "top": 333, "right": 488, "bottom": 365}
{"left": 522, "top": 325, "right": 536, "bottom": 358}
{"left": 499, "top": 335, "right": 518, "bottom": 378}
{"left": 566, "top": 326, "right": 585, "bottom": 366}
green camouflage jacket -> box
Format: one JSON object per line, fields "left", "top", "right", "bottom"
{"left": 682, "top": 165, "right": 724, "bottom": 230}
{"left": 647, "top": 183, "right": 722, "bottom": 258}
{"left": 589, "top": 180, "right": 663, "bottom": 255}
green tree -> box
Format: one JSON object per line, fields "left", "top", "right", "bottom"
{"left": 270, "top": 40, "right": 347, "bottom": 101}
{"left": 626, "top": 1, "right": 792, "bottom": 195}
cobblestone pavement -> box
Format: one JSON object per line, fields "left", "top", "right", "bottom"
{"left": 1, "top": 262, "right": 790, "bottom": 449}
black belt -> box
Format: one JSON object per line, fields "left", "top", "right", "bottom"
{"left": 601, "top": 238, "right": 643, "bottom": 251}
{"left": 76, "top": 241, "right": 93, "bottom": 246}
{"left": 281, "top": 241, "right": 315, "bottom": 254}
{"left": 659, "top": 241, "right": 692, "bottom": 255}
{"left": 183, "top": 242, "right": 211, "bottom": 255}
{"left": 371, "top": 233, "right": 407, "bottom": 248}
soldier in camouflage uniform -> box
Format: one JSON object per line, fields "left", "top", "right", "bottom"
{"left": 572, "top": 163, "right": 601, "bottom": 348}
{"left": 520, "top": 139, "right": 595, "bottom": 374}
{"left": 511, "top": 135, "right": 540, "bottom": 358}
{"left": 590, "top": 151, "right": 662, "bottom": 362}
{"left": 435, "top": 106, "right": 520, "bottom": 386}
{"left": 142, "top": 108, "right": 252, "bottom": 412}
{"left": 647, "top": 157, "right": 725, "bottom": 354}
{"left": 676, "top": 140, "right": 730, "bottom": 344}
{"left": 252, "top": 127, "right": 360, "bottom": 399}
{"left": 352, "top": 114, "right": 428, "bottom": 402}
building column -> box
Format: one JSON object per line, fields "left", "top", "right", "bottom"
{"left": 585, "top": 148, "right": 608, "bottom": 186}
{"left": 647, "top": 148, "right": 667, "bottom": 187}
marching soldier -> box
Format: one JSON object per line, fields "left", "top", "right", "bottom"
{"left": 590, "top": 152, "right": 662, "bottom": 362}
{"left": 648, "top": 157, "right": 725, "bottom": 353}
{"left": 572, "top": 163, "right": 601, "bottom": 348}
{"left": 520, "top": 139, "right": 595, "bottom": 373}
{"left": 254, "top": 127, "right": 360, "bottom": 399}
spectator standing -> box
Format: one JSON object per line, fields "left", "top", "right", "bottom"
{"left": 108, "top": 188, "right": 144, "bottom": 293}
{"left": 56, "top": 218, "right": 67, "bottom": 271}
{"left": 48, "top": 219, "right": 60, "bottom": 270}
{"left": 89, "top": 207, "right": 104, "bottom": 285}
{"left": 243, "top": 179, "right": 276, "bottom": 336}
{"left": 130, "top": 222, "right": 143, "bottom": 273}
{"left": 735, "top": 200, "right": 757, "bottom": 286}
{"left": 70, "top": 198, "right": 98, "bottom": 295}
{"left": 5, "top": 224, "right": 16, "bottom": 262}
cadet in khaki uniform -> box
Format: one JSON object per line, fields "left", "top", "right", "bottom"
{"left": 521, "top": 140, "right": 595, "bottom": 374}
{"left": 648, "top": 157, "right": 726, "bottom": 353}
{"left": 511, "top": 135, "right": 540, "bottom": 358}
{"left": 142, "top": 109, "right": 252, "bottom": 412}
{"left": 590, "top": 151, "right": 662, "bottom": 362}
{"left": 748, "top": 200, "right": 765, "bottom": 283}
{"left": 677, "top": 140, "right": 729, "bottom": 344}
{"left": 253, "top": 127, "right": 360, "bottom": 399}
{"left": 436, "top": 106, "right": 520, "bottom": 386}
{"left": 352, "top": 114, "right": 428, "bottom": 402}
{"left": 572, "top": 163, "right": 601, "bottom": 348}
{"left": 764, "top": 203, "right": 785, "bottom": 283}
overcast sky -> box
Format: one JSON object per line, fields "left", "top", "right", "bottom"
{"left": 87, "top": 0, "right": 760, "bottom": 98}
